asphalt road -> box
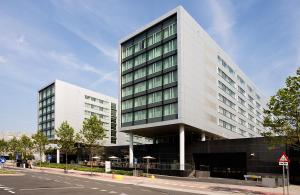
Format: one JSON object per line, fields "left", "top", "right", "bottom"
{"left": 0, "top": 169, "right": 199, "bottom": 195}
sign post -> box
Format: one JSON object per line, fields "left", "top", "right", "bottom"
{"left": 278, "top": 153, "right": 290, "bottom": 195}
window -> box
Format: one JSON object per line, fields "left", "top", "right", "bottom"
{"left": 248, "top": 113, "right": 254, "bottom": 122}
{"left": 256, "top": 102, "right": 261, "bottom": 109}
{"left": 122, "top": 86, "right": 133, "bottom": 97}
{"left": 219, "top": 106, "right": 236, "bottom": 120}
{"left": 163, "top": 71, "right": 177, "bottom": 85}
{"left": 163, "top": 103, "right": 177, "bottom": 116}
{"left": 248, "top": 104, "right": 254, "bottom": 113}
{"left": 163, "top": 39, "right": 177, "bottom": 54}
{"left": 122, "top": 113, "right": 133, "bottom": 123}
{"left": 134, "top": 96, "right": 146, "bottom": 107}
{"left": 122, "top": 45, "right": 133, "bottom": 59}
{"left": 122, "top": 59, "right": 133, "bottom": 72}
{"left": 256, "top": 119, "right": 261, "bottom": 126}
{"left": 238, "top": 86, "right": 246, "bottom": 96}
{"left": 148, "top": 30, "right": 162, "bottom": 46}
{"left": 121, "top": 100, "right": 133, "bottom": 110}
{"left": 218, "top": 81, "right": 235, "bottom": 98}
{"left": 148, "top": 76, "right": 162, "bottom": 89}
{"left": 134, "top": 53, "right": 146, "bottom": 66}
{"left": 163, "top": 87, "right": 177, "bottom": 101}
{"left": 134, "top": 39, "right": 146, "bottom": 53}
{"left": 256, "top": 110, "right": 261, "bottom": 118}
{"left": 148, "top": 46, "right": 162, "bottom": 61}
{"left": 217, "top": 56, "right": 235, "bottom": 75}
{"left": 240, "top": 128, "right": 247, "bottom": 136}
{"left": 255, "top": 93, "right": 261, "bottom": 100}
{"left": 248, "top": 95, "right": 254, "bottom": 103}
{"left": 163, "top": 23, "right": 176, "bottom": 38}
{"left": 218, "top": 94, "right": 235, "bottom": 109}
{"left": 238, "top": 118, "right": 246, "bottom": 127}
{"left": 148, "top": 61, "right": 162, "bottom": 75}
{"left": 134, "top": 82, "right": 146, "bottom": 94}
{"left": 238, "top": 96, "right": 246, "bottom": 106}
{"left": 238, "top": 107, "right": 246, "bottom": 116}
{"left": 219, "top": 119, "right": 236, "bottom": 132}
{"left": 248, "top": 123, "right": 255, "bottom": 131}
{"left": 122, "top": 73, "right": 133, "bottom": 84}
{"left": 247, "top": 85, "right": 253, "bottom": 93}
{"left": 148, "top": 107, "right": 162, "bottom": 119}
{"left": 237, "top": 75, "right": 245, "bottom": 86}
{"left": 217, "top": 68, "right": 235, "bottom": 87}
{"left": 163, "top": 55, "right": 177, "bottom": 69}
{"left": 134, "top": 110, "right": 147, "bottom": 121}
{"left": 148, "top": 91, "right": 162, "bottom": 104}
{"left": 134, "top": 67, "right": 146, "bottom": 80}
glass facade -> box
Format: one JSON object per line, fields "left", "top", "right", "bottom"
{"left": 121, "top": 14, "right": 178, "bottom": 127}
{"left": 38, "top": 83, "right": 55, "bottom": 139}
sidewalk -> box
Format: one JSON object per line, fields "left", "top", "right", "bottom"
{"left": 8, "top": 165, "right": 300, "bottom": 195}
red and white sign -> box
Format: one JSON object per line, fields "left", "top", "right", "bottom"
{"left": 278, "top": 153, "right": 290, "bottom": 166}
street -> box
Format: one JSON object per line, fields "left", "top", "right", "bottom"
{"left": 0, "top": 169, "right": 199, "bottom": 195}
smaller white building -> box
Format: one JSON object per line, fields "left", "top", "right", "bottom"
{"left": 37, "top": 80, "right": 125, "bottom": 146}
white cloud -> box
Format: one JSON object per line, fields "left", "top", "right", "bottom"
{"left": 49, "top": 51, "right": 117, "bottom": 83}
{"left": 207, "top": 0, "right": 238, "bottom": 59}
{"left": 0, "top": 56, "right": 7, "bottom": 64}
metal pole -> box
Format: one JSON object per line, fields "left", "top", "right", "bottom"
{"left": 286, "top": 165, "right": 289, "bottom": 195}
{"left": 282, "top": 165, "right": 285, "bottom": 195}
{"left": 147, "top": 159, "right": 149, "bottom": 178}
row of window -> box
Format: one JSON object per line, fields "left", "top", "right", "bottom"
{"left": 122, "top": 103, "right": 177, "bottom": 123}
{"left": 38, "top": 121, "right": 54, "bottom": 130}
{"left": 39, "top": 96, "right": 54, "bottom": 108}
{"left": 122, "top": 23, "right": 177, "bottom": 59}
{"left": 238, "top": 118, "right": 262, "bottom": 134}
{"left": 85, "top": 103, "right": 109, "bottom": 113}
{"left": 39, "top": 105, "right": 54, "bottom": 116}
{"left": 84, "top": 110, "right": 108, "bottom": 120}
{"left": 122, "top": 71, "right": 177, "bottom": 97}
{"left": 218, "top": 56, "right": 261, "bottom": 101}
{"left": 39, "top": 86, "right": 54, "bottom": 100}
{"left": 85, "top": 95, "right": 109, "bottom": 105}
{"left": 121, "top": 39, "right": 177, "bottom": 72}
{"left": 122, "top": 55, "right": 177, "bottom": 84}
{"left": 122, "top": 87, "right": 177, "bottom": 110}
{"left": 39, "top": 113, "right": 54, "bottom": 123}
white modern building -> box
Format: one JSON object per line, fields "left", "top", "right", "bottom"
{"left": 37, "top": 80, "right": 123, "bottom": 162}
{"left": 119, "top": 6, "right": 267, "bottom": 170}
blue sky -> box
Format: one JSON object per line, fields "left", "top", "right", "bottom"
{"left": 0, "top": 0, "right": 299, "bottom": 133}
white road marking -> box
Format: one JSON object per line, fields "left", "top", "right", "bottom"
{"left": 100, "top": 189, "right": 107, "bottom": 192}
{"left": 109, "top": 191, "right": 117, "bottom": 194}
{"left": 19, "top": 186, "right": 84, "bottom": 191}
{"left": 8, "top": 191, "right": 15, "bottom": 194}
{"left": 0, "top": 187, "right": 5, "bottom": 188}
{"left": 119, "top": 193, "right": 128, "bottom": 195}
{"left": 91, "top": 187, "right": 98, "bottom": 190}
{"left": 141, "top": 189, "right": 151, "bottom": 192}
{"left": 76, "top": 184, "right": 84, "bottom": 187}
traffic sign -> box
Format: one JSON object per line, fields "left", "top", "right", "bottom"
{"left": 134, "top": 158, "right": 137, "bottom": 165}
{"left": 278, "top": 153, "right": 290, "bottom": 166}
{"left": 47, "top": 155, "right": 52, "bottom": 161}
{"left": 0, "top": 157, "right": 6, "bottom": 164}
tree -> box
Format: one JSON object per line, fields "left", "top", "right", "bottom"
{"left": 262, "top": 67, "right": 300, "bottom": 149}
{"left": 32, "top": 130, "right": 49, "bottom": 169}
{"left": 0, "top": 139, "right": 8, "bottom": 156}
{"left": 56, "top": 121, "right": 78, "bottom": 171}
{"left": 19, "top": 135, "right": 34, "bottom": 160}
{"left": 80, "top": 115, "right": 105, "bottom": 175}
{"left": 8, "top": 136, "right": 22, "bottom": 160}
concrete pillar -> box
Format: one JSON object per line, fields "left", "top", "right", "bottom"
{"left": 56, "top": 149, "right": 60, "bottom": 164}
{"left": 129, "top": 133, "right": 133, "bottom": 167}
{"left": 179, "top": 125, "right": 185, "bottom": 171}
{"left": 201, "top": 132, "right": 206, "bottom": 142}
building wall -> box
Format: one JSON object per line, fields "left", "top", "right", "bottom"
{"left": 119, "top": 6, "right": 266, "bottom": 139}
{"left": 38, "top": 80, "right": 125, "bottom": 146}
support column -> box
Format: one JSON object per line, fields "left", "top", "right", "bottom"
{"left": 179, "top": 125, "right": 185, "bottom": 171}
{"left": 201, "top": 132, "right": 206, "bottom": 142}
{"left": 56, "top": 149, "right": 60, "bottom": 164}
{"left": 129, "top": 132, "right": 133, "bottom": 167}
